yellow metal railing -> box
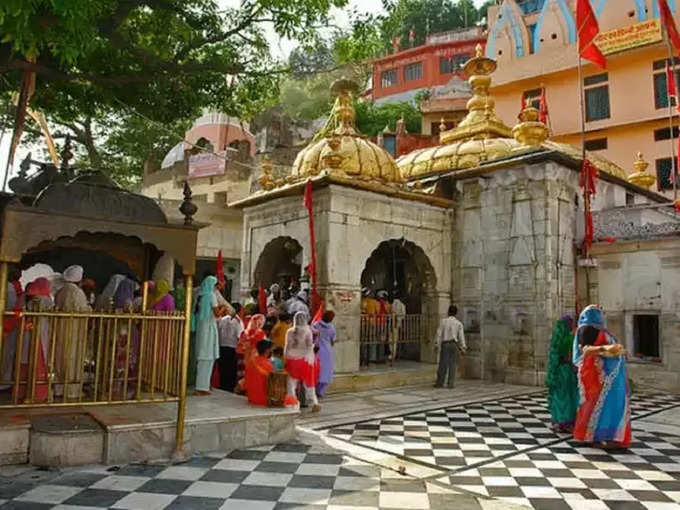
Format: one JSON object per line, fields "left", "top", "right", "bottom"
{"left": 0, "top": 264, "right": 194, "bottom": 460}
{"left": 359, "top": 313, "right": 440, "bottom": 364}
{"left": 0, "top": 309, "right": 186, "bottom": 407}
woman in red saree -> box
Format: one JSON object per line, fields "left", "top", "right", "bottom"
{"left": 235, "top": 314, "right": 265, "bottom": 393}
{"left": 572, "top": 305, "right": 631, "bottom": 449}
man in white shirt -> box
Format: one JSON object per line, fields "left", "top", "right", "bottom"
{"left": 434, "top": 305, "right": 466, "bottom": 388}
{"left": 217, "top": 305, "right": 244, "bottom": 392}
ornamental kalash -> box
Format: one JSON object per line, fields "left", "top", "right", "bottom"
{"left": 231, "top": 44, "right": 672, "bottom": 388}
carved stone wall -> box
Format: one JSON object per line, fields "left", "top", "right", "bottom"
{"left": 241, "top": 184, "right": 452, "bottom": 374}
{"left": 452, "top": 161, "right": 580, "bottom": 386}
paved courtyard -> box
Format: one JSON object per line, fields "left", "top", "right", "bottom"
{"left": 0, "top": 383, "right": 678, "bottom": 510}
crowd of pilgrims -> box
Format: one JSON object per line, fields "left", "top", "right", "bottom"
{"left": 1, "top": 266, "right": 335, "bottom": 411}
{"left": 546, "top": 305, "right": 632, "bottom": 449}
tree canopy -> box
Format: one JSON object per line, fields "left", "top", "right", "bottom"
{"left": 0, "top": 0, "right": 346, "bottom": 183}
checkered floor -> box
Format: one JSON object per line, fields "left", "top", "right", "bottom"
{"left": 0, "top": 442, "right": 466, "bottom": 510}
{"left": 440, "top": 430, "right": 680, "bottom": 510}
{"left": 323, "top": 391, "right": 680, "bottom": 510}
{"left": 325, "top": 392, "right": 680, "bottom": 470}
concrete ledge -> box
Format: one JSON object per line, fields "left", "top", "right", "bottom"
{"left": 329, "top": 362, "right": 437, "bottom": 393}
{"left": 0, "top": 391, "right": 298, "bottom": 467}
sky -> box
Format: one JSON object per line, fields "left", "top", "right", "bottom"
{"left": 0, "top": 0, "right": 489, "bottom": 186}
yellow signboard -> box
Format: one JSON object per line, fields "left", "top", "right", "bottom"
{"left": 595, "top": 19, "right": 662, "bottom": 55}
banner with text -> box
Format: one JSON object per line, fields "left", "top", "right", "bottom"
{"left": 595, "top": 19, "right": 662, "bottom": 55}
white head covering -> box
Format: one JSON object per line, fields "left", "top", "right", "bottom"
{"left": 270, "top": 283, "right": 280, "bottom": 294}
{"left": 96, "top": 274, "right": 126, "bottom": 309}
{"left": 63, "top": 265, "right": 84, "bottom": 283}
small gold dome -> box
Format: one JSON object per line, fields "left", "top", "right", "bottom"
{"left": 290, "top": 80, "right": 402, "bottom": 184}
{"left": 627, "top": 152, "right": 656, "bottom": 189}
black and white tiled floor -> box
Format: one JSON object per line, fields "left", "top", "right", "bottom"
{"left": 440, "top": 431, "right": 680, "bottom": 510}
{"left": 324, "top": 391, "right": 680, "bottom": 510}
{"left": 0, "top": 442, "right": 468, "bottom": 510}
{"left": 325, "top": 392, "right": 680, "bottom": 470}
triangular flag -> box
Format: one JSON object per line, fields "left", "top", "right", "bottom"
{"left": 577, "top": 0, "right": 607, "bottom": 69}
{"left": 659, "top": 0, "right": 680, "bottom": 54}
{"left": 216, "top": 250, "right": 225, "bottom": 287}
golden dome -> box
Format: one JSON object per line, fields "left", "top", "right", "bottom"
{"left": 397, "top": 44, "right": 626, "bottom": 181}
{"left": 627, "top": 152, "right": 656, "bottom": 189}
{"left": 290, "top": 79, "right": 402, "bottom": 184}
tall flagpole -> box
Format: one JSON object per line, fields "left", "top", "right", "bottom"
{"left": 576, "top": 53, "right": 591, "bottom": 307}
{"left": 666, "top": 35, "right": 679, "bottom": 202}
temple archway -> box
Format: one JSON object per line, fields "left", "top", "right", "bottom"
{"left": 360, "top": 238, "right": 438, "bottom": 364}
{"left": 253, "top": 236, "right": 304, "bottom": 291}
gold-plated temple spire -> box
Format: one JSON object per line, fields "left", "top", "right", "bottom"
{"left": 628, "top": 152, "right": 656, "bottom": 189}
{"left": 440, "top": 43, "right": 512, "bottom": 144}
{"left": 512, "top": 106, "right": 549, "bottom": 148}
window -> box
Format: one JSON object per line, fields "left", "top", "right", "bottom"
{"left": 584, "top": 73, "right": 610, "bottom": 122}
{"left": 625, "top": 192, "right": 635, "bottom": 206}
{"left": 584, "top": 138, "right": 607, "bottom": 151}
{"left": 655, "top": 157, "right": 677, "bottom": 190}
{"left": 404, "top": 62, "right": 423, "bottom": 81}
{"left": 381, "top": 69, "right": 397, "bottom": 88}
{"left": 654, "top": 126, "right": 680, "bottom": 141}
{"left": 653, "top": 58, "right": 679, "bottom": 109}
{"left": 439, "top": 55, "right": 469, "bottom": 74}
{"left": 528, "top": 24, "right": 537, "bottom": 54}
{"left": 522, "top": 88, "right": 542, "bottom": 109}
{"left": 632, "top": 314, "right": 660, "bottom": 361}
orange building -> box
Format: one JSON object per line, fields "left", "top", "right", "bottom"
{"left": 370, "top": 27, "right": 486, "bottom": 106}
{"left": 486, "top": 0, "right": 680, "bottom": 197}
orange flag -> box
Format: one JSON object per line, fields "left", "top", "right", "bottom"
{"left": 576, "top": 0, "right": 606, "bottom": 69}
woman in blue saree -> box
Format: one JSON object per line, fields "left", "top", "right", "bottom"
{"left": 572, "top": 305, "right": 631, "bottom": 448}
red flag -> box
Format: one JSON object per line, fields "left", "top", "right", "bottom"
{"left": 303, "top": 180, "right": 319, "bottom": 313}
{"left": 258, "top": 285, "right": 266, "bottom": 315}
{"left": 576, "top": 0, "right": 606, "bottom": 69}
{"left": 667, "top": 61, "right": 678, "bottom": 99}
{"left": 675, "top": 200, "right": 680, "bottom": 213}
{"left": 660, "top": 0, "right": 680, "bottom": 54}
{"left": 311, "top": 299, "right": 325, "bottom": 325}
{"left": 518, "top": 94, "right": 527, "bottom": 120}
{"left": 216, "top": 250, "right": 225, "bottom": 288}
{"left": 6, "top": 60, "right": 36, "bottom": 176}
{"left": 539, "top": 87, "right": 549, "bottom": 124}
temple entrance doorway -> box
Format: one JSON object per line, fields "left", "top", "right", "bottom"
{"left": 253, "top": 236, "right": 303, "bottom": 293}
{"left": 360, "top": 238, "right": 437, "bottom": 365}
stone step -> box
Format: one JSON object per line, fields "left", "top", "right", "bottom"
{"left": 30, "top": 414, "right": 104, "bottom": 467}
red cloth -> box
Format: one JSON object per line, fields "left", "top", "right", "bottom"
{"left": 26, "top": 278, "right": 50, "bottom": 298}
{"left": 216, "top": 250, "right": 225, "bottom": 288}
{"left": 245, "top": 355, "right": 273, "bottom": 406}
{"left": 576, "top": 0, "right": 606, "bottom": 69}
{"left": 667, "top": 60, "right": 677, "bottom": 99}
{"left": 211, "top": 362, "right": 220, "bottom": 389}
{"left": 660, "top": 0, "right": 680, "bottom": 54}
{"left": 258, "top": 285, "right": 266, "bottom": 315}
{"left": 286, "top": 358, "right": 315, "bottom": 387}
{"left": 539, "top": 87, "right": 548, "bottom": 125}
{"left": 581, "top": 159, "right": 598, "bottom": 253}
{"left": 311, "top": 300, "right": 324, "bottom": 325}
{"left": 303, "top": 180, "right": 319, "bottom": 313}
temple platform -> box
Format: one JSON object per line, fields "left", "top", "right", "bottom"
{"left": 328, "top": 360, "right": 437, "bottom": 394}
{"left": 0, "top": 390, "right": 297, "bottom": 467}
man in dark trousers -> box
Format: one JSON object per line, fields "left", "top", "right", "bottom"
{"left": 434, "top": 305, "right": 466, "bottom": 388}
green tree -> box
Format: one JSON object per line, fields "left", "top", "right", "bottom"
{"left": 354, "top": 100, "right": 421, "bottom": 137}
{"left": 0, "top": 0, "right": 347, "bottom": 184}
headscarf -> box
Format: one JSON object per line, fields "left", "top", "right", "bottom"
{"left": 288, "top": 311, "right": 310, "bottom": 349}
{"left": 572, "top": 305, "right": 614, "bottom": 366}
{"left": 26, "top": 277, "right": 51, "bottom": 298}
{"left": 114, "top": 278, "right": 136, "bottom": 310}
{"left": 247, "top": 313, "right": 265, "bottom": 333}
{"left": 63, "top": 265, "right": 84, "bottom": 283}
{"left": 196, "top": 275, "right": 218, "bottom": 321}
{"left": 97, "top": 274, "right": 126, "bottom": 308}
{"left": 149, "top": 280, "right": 171, "bottom": 307}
